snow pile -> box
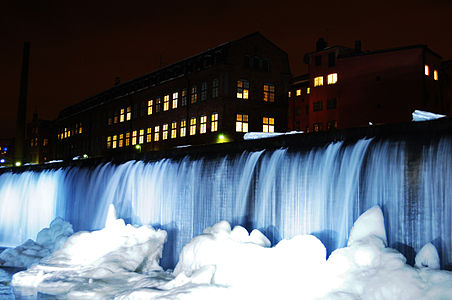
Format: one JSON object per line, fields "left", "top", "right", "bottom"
{"left": 12, "top": 205, "right": 167, "bottom": 298}
{"left": 412, "top": 110, "right": 446, "bottom": 121}
{"left": 243, "top": 131, "right": 303, "bottom": 140}
{"left": 0, "top": 217, "right": 73, "bottom": 268}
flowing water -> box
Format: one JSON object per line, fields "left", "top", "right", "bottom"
{"left": 0, "top": 136, "right": 451, "bottom": 269}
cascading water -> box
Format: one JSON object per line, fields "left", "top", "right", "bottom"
{"left": 0, "top": 136, "right": 451, "bottom": 269}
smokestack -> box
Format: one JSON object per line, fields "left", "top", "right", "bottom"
{"left": 14, "top": 42, "right": 30, "bottom": 166}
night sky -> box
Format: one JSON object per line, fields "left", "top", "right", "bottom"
{"left": 1, "top": 0, "right": 451, "bottom": 139}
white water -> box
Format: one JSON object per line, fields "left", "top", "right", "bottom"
{"left": 0, "top": 137, "right": 451, "bottom": 269}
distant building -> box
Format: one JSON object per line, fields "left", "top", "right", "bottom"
{"left": 26, "top": 112, "right": 54, "bottom": 164}
{"left": 289, "top": 39, "right": 448, "bottom": 132}
{"left": 55, "top": 32, "right": 291, "bottom": 160}
{"left": 0, "top": 138, "right": 14, "bottom": 167}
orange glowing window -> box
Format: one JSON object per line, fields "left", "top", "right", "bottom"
{"left": 425, "top": 65, "right": 430, "bottom": 76}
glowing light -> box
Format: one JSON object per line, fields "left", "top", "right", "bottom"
{"left": 83, "top": 154, "right": 88, "bottom": 159}
{"left": 135, "top": 144, "right": 141, "bottom": 151}
{"left": 0, "top": 159, "right": 4, "bottom": 163}
{"left": 217, "top": 134, "right": 227, "bottom": 143}
{"left": 15, "top": 161, "right": 21, "bottom": 167}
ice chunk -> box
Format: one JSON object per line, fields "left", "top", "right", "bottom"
{"left": 415, "top": 243, "right": 440, "bottom": 269}
{"left": 347, "top": 206, "right": 387, "bottom": 247}
{"left": 412, "top": 110, "right": 446, "bottom": 121}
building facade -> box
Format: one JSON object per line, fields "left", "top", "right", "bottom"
{"left": 289, "top": 39, "right": 448, "bottom": 132}
{"left": 55, "top": 33, "right": 291, "bottom": 160}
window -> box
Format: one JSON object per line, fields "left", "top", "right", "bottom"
{"left": 181, "top": 89, "right": 187, "bottom": 106}
{"left": 156, "top": 98, "right": 162, "bottom": 113}
{"left": 43, "top": 139, "right": 48, "bottom": 146}
{"left": 263, "top": 117, "right": 274, "bottom": 133}
{"left": 328, "top": 52, "right": 336, "bottom": 67}
{"left": 211, "top": 113, "right": 218, "bottom": 132}
{"left": 313, "top": 123, "right": 323, "bottom": 132}
{"left": 296, "top": 89, "right": 301, "bottom": 96}
{"left": 119, "top": 134, "right": 124, "bottom": 147}
{"left": 190, "top": 117, "right": 196, "bottom": 135}
{"left": 262, "top": 59, "right": 270, "bottom": 72}
{"left": 148, "top": 100, "right": 153, "bottom": 115}
{"left": 327, "top": 120, "right": 338, "bottom": 130}
{"left": 126, "top": 106, "right": 132, "bottom": 121}
{"left": 180, "top": 120, "right": 186, "bottom": 137}
{"left": 307, "top": 87, "right": 311, "bottom": 94}
{"left": 434, "top": 70, "right": 438, "bottom": 81}
{"left": 125, "top": 132, "right": 130, "bottom": 146}
{"left": 236, "top": 114, "right": 248, "bottom": 132}
{"left": 212, "top": 78, "right": 219, "bottom": 98}
{"left": 164, "top": 95, "right": 170, "bottom": 111}
{"left": 191, "top": 86, "right": 198, "bottom": 104}
{"left": 108, "top": 116, "right": 112, "bottom": 125}
{"left": 107, "top": 136, "right": 111, "bottom": 149}
{"left": 425, "top": 65, "right": 429, "bottom": 76}
{"left": 314, "top": 76, "right": 324, "bottom": 87}
{"left": 288, "top": 91, "right": 291, "bottom": 98}
{"left": 139, "top": 129, "right": 144, "bottom": 144}
{"left": 172, "top": 92, "right": 178, "bottom": 109}
{"left": 132, "top": 131, "right": 137, "bottom": 145}
{"left": 263, "top": 84, "right": 275, "bottom": 102}
{"left": 201, "top": 82, "right": 207, "bottom": 101}
{"left": 237, "top": 80, "right": 249, "bottom": 99}
{"left": 315, "top": 55, "right": 322, "bottom": 66}
{"left": 114, "top": 112, "right": 119, "bottom": 124}
{"left": 200, "top": 115, "right": 207, "bottom": 134}
{"left": 120, "top": 108, "right": 125, "bottom": 122}
{"left": 112, "top": 135, "right": 117, "bottom": 149}
{"left": 146, "top": 128, "right": 152, "bottom": 143}
{"left": 171, "top": 122, "right": 177, "bottom": 138}
{"left": 313, "top": 101, "right": 323, "bottom": 111}
{"left": 327, "top": 98, "right": 337, "bottom": 110}
{"left": 327, "top": 73, "right": 338, "bottom": 85}
{"left": 162, "top": 124, "right": 168, "bottom": 140}
{"left": 154, "top": 126, "right": 160, "bottom": 142}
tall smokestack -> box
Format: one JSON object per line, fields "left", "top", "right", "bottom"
{"left": 14, "top": 42, "right": 30, "bottom": 166}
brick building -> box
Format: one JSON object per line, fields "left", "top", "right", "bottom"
{"left": 289, "top": 39, "right": 448, "bottom": 132}
{"left": 55, "top": 32, "right": 291, "bottom": 160}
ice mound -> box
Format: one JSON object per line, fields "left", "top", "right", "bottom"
{"left": 412, "top": 110, "right": 446, "bottom": 121}
{"left": 12, "top": 205, "right": 167, "bottom": 298}
{"left": 415, "top": 242, "right": 440, "bottom": 269}
{"left": 0, "top": 217, "right": 73, "bottom": 268}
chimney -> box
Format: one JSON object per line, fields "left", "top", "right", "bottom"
{"left": 14, "top": 42, "right": 30, "bottom": 166}
{"left": 354, "top": 40, "right": 362, "bottom": 53}
{"left": 316, "top": 38, "right": 328, "bottom": 51}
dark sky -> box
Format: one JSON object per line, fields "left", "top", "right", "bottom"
{"left": 1, "top": 0, "right": 451, "bottom": 139}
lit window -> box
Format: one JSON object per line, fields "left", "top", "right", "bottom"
{"left": 263, "top": 84, "right": 275, "bottom": 102}
{"left": 327, "top": 73, "right": 338, "bottom": 85}
{"left": 327, "top": 120, "right": 338, "bottom": 130}
{"left": 125, "top": 132, "right": 130, "bottom": 146}
{"left": 43, "top": 139, "right": 48, "bottom": 146}
{"left": 147, "top": 100, "right": 153, "bottom": 115}
{"left": 154, "top": 126, "right": 160, "bottom": 142}
{"left": 119, "top": 134, "right": 124, "bottom": 147}
{"left": 107, "top": 136, "right": 111, "bottom": 149}
{"left": 180, "top": 120, "right": 186, "bottom": 137}
{"left": 172, "top": 92, "right": 178, "bottom": 109}
{"left": 296, "top": 89, "right": 301, "bottom": 96}
{"left": 139, "top": 129, "right": 144, "bottom": 144}
{"left": 181, "top": 89, "right": 187, "bottom": 106}
{"left": 162, "top": 124, "right": 168, "bottom": 140}
{"left": 211, "top": 113, "right": 218, "bottom": 132}
{"left": 164, "top": 95, "right": 170, "bottom": 111}
{"left": 212, "top": 78, "right": 219, "bottom": 98}
{"left": 64, "top": 128, "right": 68, "bottom": 138}
{"left": 126, "top": 106, "right": 131, "bottom": 121}
{"left": 314, "top": 76, "right": 324, "bottom": 87}
{"left": 200, "top": 115, "right": 207, "bottom": 134}
{"left": 78, "top": 123, "right": 82, "bottom": 134}
{"left": 201, "top": 82, "right": 207, "bottom": 101}
{"left": 146, "top": 128, "right": 152, "bottom": 143}
{"left": 191, "top": 86, "right": 198, "bottom": 104}
{"left": 263, "top": 117, "right": 275, "bottom": 133}
{"left": 313, "top": 123, "right": 323, "bottom": 132}
{"left": 190, "top": 117, "right": 196, "bottom": 135}
{"left": 156, "top": 98, "right": 162, "bottom": 113}
{"left": 307, "top": 87, "right": 311, "bottom": 94}
{"left": 434, "top": 70, "right": 438, "bottom": 81}
{"left": 112, "top": 135, "right": 117, "bottom": 149}
{"left": 114, "top": 112, "right": 119, "bottom": 124}
{"left": 132, "top": 131, "right": 137, "bottom": 145}
{"left": 108, "top": 116, "right": 112, "bottom": 125}
{"left": 237, "top": 80, "right": 249, "bottom": 99}
{"left": 425, "top": 65, "right": 429, "bottom": 76}
{"left": 288, "top": 91, "right": 291, "bottom": 98}
{"left": 236, "top": 114, "right": 248, "bottom": 132}
{"left": 171, "top": 122, "right": 177, "bottom": 138}
{"left": 120, "top": 108, "right": 125, "bottom": 122}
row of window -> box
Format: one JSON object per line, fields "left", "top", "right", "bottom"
{"left": 311, "top": 120, "right": 338, "bottom": 132}
{"left": 30, "top": 138, "right": 49, "bottom": 147}
{"left": 425, "top": 65, "right": 439, "bottom": 81}
{"left": 107, "top": 113, "right": 220, "bottom": 149}
{"left": 313, "top": 98, "right": 337, "bottom": 112}
{"left": 237, "top": 80, "right": 275, "bottom": 102}
{"left": 58, "top": 123, "right": 83, "bottom": 140}
{"left": 314, "top": 52, "right": 336, "bottom": 67}
{"left": 235, "top": 114, "right": 275, "bottom": 133}
{"left": 314, "top": 73, "right": 338, "bottom": 87}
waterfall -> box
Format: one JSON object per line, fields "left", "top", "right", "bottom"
{"left": 0, "top": 136, "right": 451, "bottom": 269}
